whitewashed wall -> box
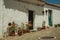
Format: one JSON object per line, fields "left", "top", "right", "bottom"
{"left": 0, "top": 0, "right": 44, "bottom": 33}
{"left": 0, "top": 0, "right": 4, "bottom": 38}
{"left": 3, "top": 0, "right": 28, "bottom": 32}
{"left": 44, "top": 5, "right": 60, "bottom": 27}
{"left": 0, "top": 0, "right": 60, "bottom": 38}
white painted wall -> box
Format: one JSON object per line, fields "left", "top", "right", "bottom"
{"left": 0, "top": 0, "right": 60, "bottom": 38}
{"left": 1, "top": 0, "right": 44, "bottom": 33}
{"left": 0, "top": 0, "right": 4, "bottom": 38}
{"left": 44, "top": 5, "right": 60, "bottom": 27}
{"left": 3, "top": 0, "right": 28, "bottom": 32}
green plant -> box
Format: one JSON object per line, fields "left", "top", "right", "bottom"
{"left": 9, "top": 27, "right": 16, "bottom": 32}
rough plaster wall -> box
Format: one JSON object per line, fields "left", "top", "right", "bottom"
{"left": 0, "top": 0, "right": 4, "bottom": 38}
{"left": 44, "top": 5, "right": 60, "bottom": 27}
{"left": 53, "top": 10, "right": 60, "bottom": 25}
{"left": 3, "top": 1, "right": 28, "bottom": 32}
{"left": 34, "top": 15, "right": 44, "bottom": 30}
{"left": 3, "top": 0, "right": 44, "bottom": 31}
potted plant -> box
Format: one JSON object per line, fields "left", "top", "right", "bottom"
{"left": 17, "top": 27, "right": 22, "bottom": 36}
{"left": 9, "top": 26, "right": 16, "bottom": 36}
{"left": 9, "top": 22, "right": 16, "bottom": 36}
{"left": 21, "top": 23, "right": 30, "bottom": 34}
{"left": 24, "top": 23, "right": 30, "bottom": 33}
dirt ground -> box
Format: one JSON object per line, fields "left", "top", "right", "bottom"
{"left": 1, "top": 27, "right": 60, "bottom": 40}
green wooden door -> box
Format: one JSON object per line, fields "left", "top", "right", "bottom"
{"left": 48, "top": 10, "right": 53, "bottom": 26}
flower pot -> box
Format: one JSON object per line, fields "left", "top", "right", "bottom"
{"left": 18, "top": 30, "right": 22, "bottom": 36}
{"left": 23, "top": 29, "right": 30, "bottom": 34}
{"left": 37, "top": 27, "right": 41, "bottom": 31}
{"left": 42, "top": 26, "right": 45, "bottom": 29}
{"left": 22, "top": 24, "right": 30, "bottom": 34}
{"left": 54, "top": 25, "right": 57, "bottom": 28}
{"left": 26, "top": 29, "right": 30, "bottom": 33}
{"left": 23, "top": 30, "right": 26, "bottom": 34}
{"left": 9, "top": 31, "right": 15, "bottom": 36}
{"left": 57, "top": 24, "right": 60, "bottom": 27}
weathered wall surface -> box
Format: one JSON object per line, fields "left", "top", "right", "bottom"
{"left": 0, "top": 0, "right": 60, "bottom": 38}
{"left": 44, "top": 5, "right": 60, "bottom": 27}
{"left": 0, "top": 0, "right": 44, "bottom": 33}
{"left": 0, "top": 0, "right": 4, "bottom": 38}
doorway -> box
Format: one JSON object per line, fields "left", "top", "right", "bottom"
{"left": 28, "top": 10, "right": 34, "bottom": 30}
{"left": 48, "top": 10, "right": 53, "bottom": 26}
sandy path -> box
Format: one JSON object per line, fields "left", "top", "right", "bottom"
{"left": 1, "top": 27, "right": 60, "bottom": 40}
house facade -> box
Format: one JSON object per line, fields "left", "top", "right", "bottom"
{"left": 0, "top": 0, "right": 60, "bottom": 38}
{"left": 44, "top": 3, "right": 60, "bottom": 27}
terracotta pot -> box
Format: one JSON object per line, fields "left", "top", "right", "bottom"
{"left": 42, "top": 26, "right": 45, "bottom": 29}
{"left": 37, "top": 27, "right": 41, "bottom": 31}
{"left": 26, "top": 29, "right": 30, "bottom": 33}
{"left": 23, "top": 30, "right": 27, "bottom": 34}
{"left": 23, "top": 29, "right": 30, "bottom": 34}
{"left": 47, "top": 27, "right": 49, "bottom": 29}
{"left": 58, "top": 24, "right": 60, "bottom": 27}
{"left": 18, "top": 30, "right": 22, "bottom": 36}
{"left": 55, "top": 25, "right": 57, "bottom": 28}
{"left": 37, "top": 26, "right": 46, "bottom": 31}
{"left": 9, "top": 31, "right": 15, "bottom": 36}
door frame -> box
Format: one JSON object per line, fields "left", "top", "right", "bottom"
{"left": 28, "top": 10, "right": 34, "bottom": 30}
{"left": 48, "top": 10, "right": 53, "bottom": 26}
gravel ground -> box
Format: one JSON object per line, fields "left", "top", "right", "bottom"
{"left": 1, "top": 27, "right": 60, "bottom": 40}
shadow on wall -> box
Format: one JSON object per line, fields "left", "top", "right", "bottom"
{"left": 3, "top": 0, "right": 44, "bottom": 32}
{"left": 3, "top": 0, "right": 44, "bottom": 15}
{"left": 3, "top": 0, "right": 28, "bottom": 13}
